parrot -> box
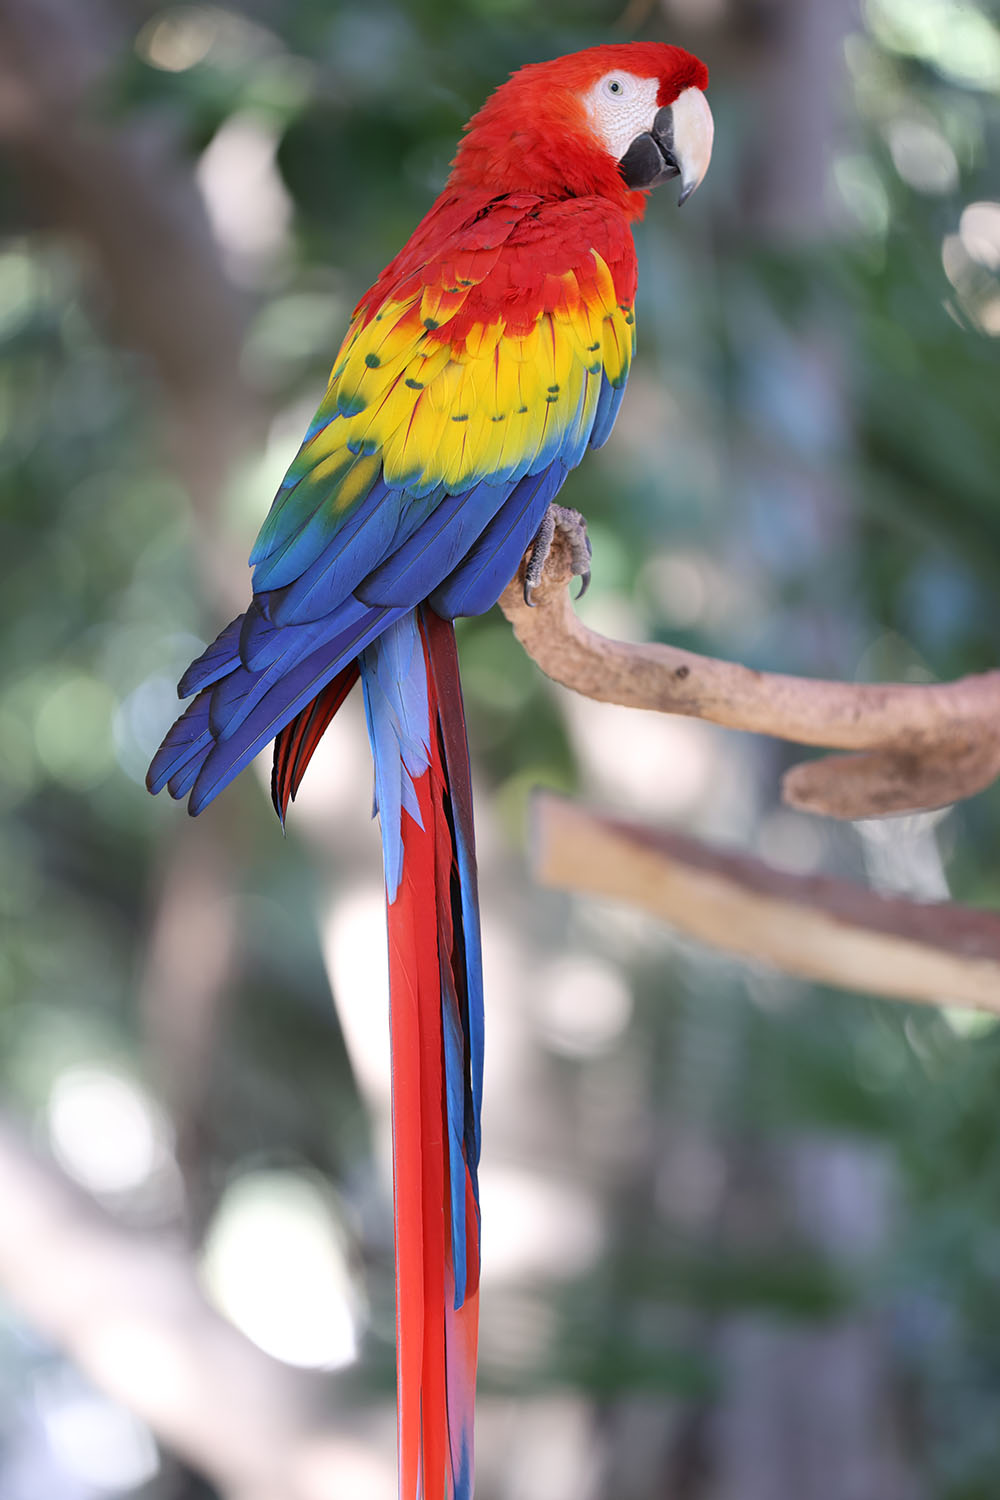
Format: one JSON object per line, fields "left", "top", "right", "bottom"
{"left": 148, "top": 41, "right": 712, "bottom": 1500}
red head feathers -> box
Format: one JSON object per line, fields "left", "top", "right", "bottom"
{"left": 450, "top": 42, "right": 711, "bottom": 214}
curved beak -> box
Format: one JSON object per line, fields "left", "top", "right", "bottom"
{"left": 618, "top": 86, "right": 714, "bottom": 205}
{"left": 664, "top": 87, "right": 714, "bottom": 205}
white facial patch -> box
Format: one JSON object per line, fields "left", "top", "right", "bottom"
{"left": 582, "top": 71, "right": 661, "bottom": 162}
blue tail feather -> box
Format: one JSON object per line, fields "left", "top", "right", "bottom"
{"left": 361, "top": 607, "right": 483, "bottom": 1312}
{"left": 421, "top": 606, "right": 485, "bottom": 1283}
{"left": 360, "top": 614, "right": 431, "bottom": 899}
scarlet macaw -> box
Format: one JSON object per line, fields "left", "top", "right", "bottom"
{"left": 149, "top": 41, "right": 712, "bottom": 1500}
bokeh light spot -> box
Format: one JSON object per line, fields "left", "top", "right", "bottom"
{"left": 960, "top": 200, "right": 1000, "bottom": 270}
{"left": 47, "top": 1066, "right": 171, "bottom": 1195}
{"left": 478, "top": 1167, "right": 603, "bottom": 1282}
{"left": 886, "top": 117, "right": 958, "bottom": 194}
{"left": 535, "top": 956, "right": 632, "bottom": 1058}
{"left": 201, "top": 1170, "right": 359, "bottom": 1370}
{"left": 136, "top": 7, "right": 219, "bottom": 72}
{"left": 34, "top": 675, "right": 116, "bottom": 790}
{"left": 39, "top": 1384, "right": 159, "bottom": 1491}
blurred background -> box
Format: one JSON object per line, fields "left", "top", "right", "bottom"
{"left": 1, "top": 0, "right": 1000, "bottom": 1495}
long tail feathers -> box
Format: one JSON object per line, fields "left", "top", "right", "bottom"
{"left": 362, "top": 607, "right": 483, "bottom": 1500}
{"left": 188, "top": 604, "right": 483, "bottom": 1498}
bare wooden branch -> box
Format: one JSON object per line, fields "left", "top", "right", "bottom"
{"left": 532, "top": 793, "right": 1000, "bottom": 1010}
{"left": 499, "top": 535, "right": 1000, "bottom": 819}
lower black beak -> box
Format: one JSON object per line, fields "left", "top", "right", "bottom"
{"left": 618, "top": 133, "right": 673, "bottom": 191}
{"left": 618, "top": 105, "right": 680, "bottom": 192}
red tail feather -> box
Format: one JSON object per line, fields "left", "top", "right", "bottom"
{"left": 389, "top": 763, "right": 448, "bottom": 1497}
{"left": 387, "top": 618, "right": 479, "bottom": 1500}
{"left": 270, "top": 662, "right": 360, "bottom": 821}
{"left": 269, "top": 619, "right": 479, "bottom": 1497}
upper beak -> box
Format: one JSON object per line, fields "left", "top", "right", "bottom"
{"left": 654, "top": 86, "right": 714, "bottom": 205}
{"left": 618, "top": 86, "right": 714, "bottom": 204}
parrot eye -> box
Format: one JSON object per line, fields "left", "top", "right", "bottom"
{"left": 586, "top": 71, "right": 659, "bottom": 160}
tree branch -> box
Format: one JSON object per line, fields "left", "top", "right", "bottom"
{"left": 532, "top": 793, "right": 1000, "bottom": 1010}
{"left": 499, "top": 536, "right": 1000, "bottom": 819}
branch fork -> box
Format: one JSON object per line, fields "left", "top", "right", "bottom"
{"left": 499, "top": 534, "right": 1000, "bottom": 820}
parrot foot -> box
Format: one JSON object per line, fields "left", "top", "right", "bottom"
{"left": 524, "top": 505, "right": 592, "bottom": 606}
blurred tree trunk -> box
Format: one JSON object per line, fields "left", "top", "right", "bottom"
{"left": 0, "top": 0, "right": 254, "bottom": 562}
{"left": 0, "top": 0, "right": 257, "bottom": 1229}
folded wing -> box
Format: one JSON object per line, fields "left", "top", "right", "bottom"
{"left": 148, "top": 191, "right": 637, "bottom": 816}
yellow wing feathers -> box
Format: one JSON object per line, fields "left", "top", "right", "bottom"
{"left": 299, "top": 248, "right": 634, "bottom": 500}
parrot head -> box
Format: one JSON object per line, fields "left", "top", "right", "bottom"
{"left": 450, "top": 42, "right": 713, "bottom": 213}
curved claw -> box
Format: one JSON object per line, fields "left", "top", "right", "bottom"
{"left": 523, "top": 504, "right": 592, "bottom": 607}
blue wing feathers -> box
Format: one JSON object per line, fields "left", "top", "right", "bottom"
{"left": 590, "top": 372, "right": 626, "bottom": 450}
{"left": 166, "top": 748, "right": 206, "bottom": 800}
{"left": 238, "top": 596, "right": 369, "bottom": 678}
{"left": 178, "top": 616, "right": 245, "bottom": 698}
{"left": 429, "top": 464, "right": 566, "bottom": 619}
{"left": 148, "top": 712, "right": 213, "bottom": 796}
{"left": 188, "top": 602, "right": 398, "bottom": 815}
{"left": 356, "top": 479, "right": 508, "bottom": 608}
{"left": 151, "top": 334, "right": 630, "bottom": 816}
{"left": 253, "top": 472, "right": 399, "bottom": 599}
{"left": 148, "top": 458, "right": 570, "bottom": 813}
{"left": 267, "top": 486, "right": 401, "bottom": 625}
{"left": 250, "top": 454, "right": 379, "bottom": 590}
